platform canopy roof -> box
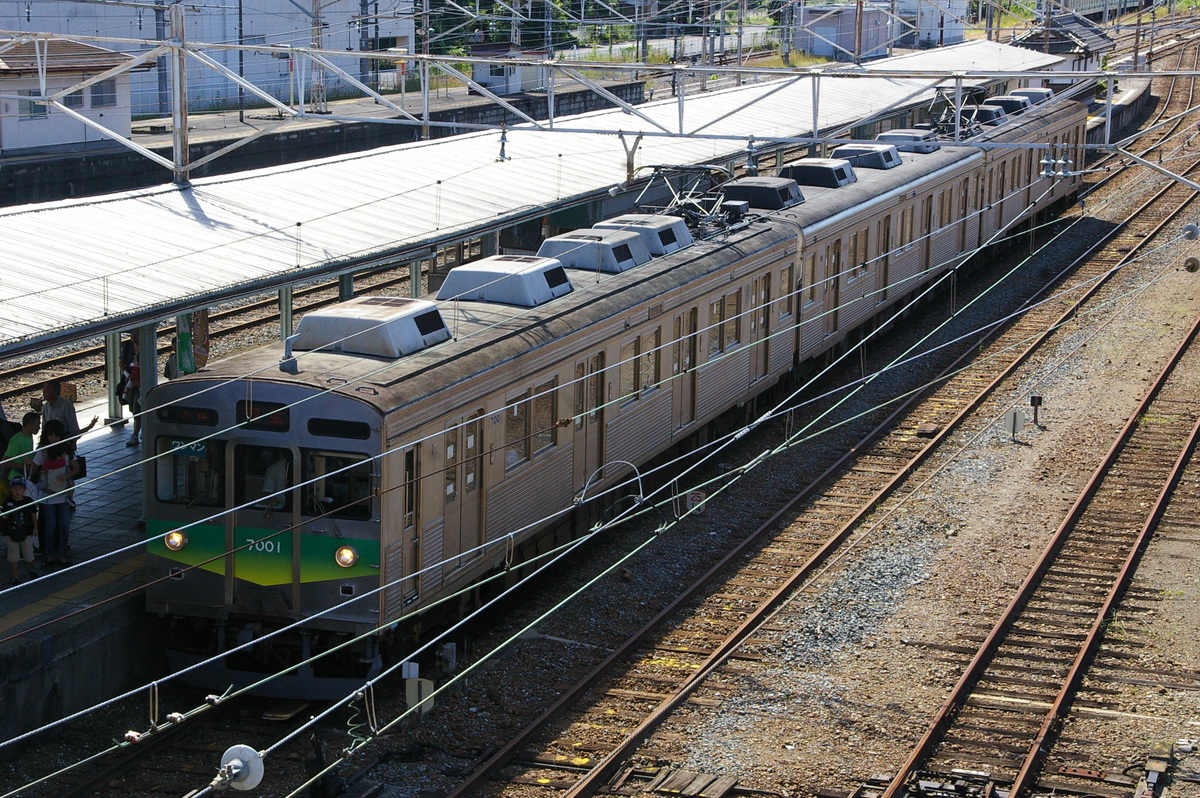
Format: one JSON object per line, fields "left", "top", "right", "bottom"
{"left": 0, "top": 40, "right": 1062, "bottom": 358}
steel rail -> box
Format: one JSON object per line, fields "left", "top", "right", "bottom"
{"left": 1085, "top": 41, "right": 1199, "bottom": 180}
{"left": 880, "top": 312, "right": 1200, "bottom": 798}
{"left": 557, "top": 162, "right": 1200, "bottom": 798}
{"left": 443, "top": 139, "right": 1200, "bottom": 798}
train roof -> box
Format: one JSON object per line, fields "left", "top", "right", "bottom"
{"left": 973, "top": 98, "right": 1084, "bottom": 143}
{"left": 167, "top": 140, "right": 989, "bottom": 422}
{"left": 0, "top": 42, "right": 1067, "bottom": 359}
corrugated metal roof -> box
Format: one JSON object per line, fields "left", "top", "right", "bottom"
{"left": 862, "top": 38, "right": 1064, "bottom": 73}
{"left": 0, "top": 41, "right": 1063, "bottom": 357}
{"left": 0, "top": 38, "right": 143, "bottom": 75}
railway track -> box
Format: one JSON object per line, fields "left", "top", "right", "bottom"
{"left": 877, "top": 314, "right": 1200, "bottom": 798}
{"left": 416, "top": 86, "right": 1200, "bottom": 798}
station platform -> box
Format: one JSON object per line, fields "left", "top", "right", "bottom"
{"left": 0, "top": 397, "right": 158, "bottom": 745}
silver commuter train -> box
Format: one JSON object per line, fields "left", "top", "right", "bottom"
{"left": 144, "top": 99, "right": 1087, "bottom": 696}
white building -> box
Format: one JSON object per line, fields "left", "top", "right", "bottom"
{"left": 894, "top": 0, "right": 967, "bottom": 48}
{"left": 469, "top": 43, "right": 548, "bottom": 95}
{"left": 0, "top": 38, "right": 145, "bottom": 151}
{"left": 0, "top": 0, "right": 415, "bottom": 115}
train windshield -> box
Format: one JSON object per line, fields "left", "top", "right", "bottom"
{"left": 236, "top": 446, "right": 294, "bottom": 513}
{"left": 155, "top": 438, "right": 225, "bottom": 507}
{"left": 302, "top": 450, "right": 373, "bottom": 521}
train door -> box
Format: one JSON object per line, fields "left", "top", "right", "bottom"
{"left": 443, "top": 409, "right": 485, "bottom": 569}
{"left": 671, "top": 308, "right": 698, "bottom": 429}
{"left": 232, "top": 443, "right": 298, "bottom": 615}
{"left": 573, "top": 352, "right": 605, "bottom": 492}
{"left": 825, "top": 240, "right": 841, "bottom": 336}
{"left": 402, "top": 447, "right": 421, "bottom": 600}
{"left": 878, "top": 215, "right": 891, "bottom": 303}
{"left": 750, "top": 275, "right": 770, "bottom": 381}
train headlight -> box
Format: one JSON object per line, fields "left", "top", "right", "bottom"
{"left": 164, "top": 531, "right": 188, "bottom": 551}
{"left": 335, "top": 546, "right": 358, "bottom": 568}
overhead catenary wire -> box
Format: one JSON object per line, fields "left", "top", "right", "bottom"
{"left": 2, "top": 178, "right": 1180, "bottom": 792}
{"left": 267, "top": 190, "right": 1200, "bottom": 798}
{"left": 0, "top": 172, "right": 1142, "bottom": 753}
{"left": 0, "top": 133, "right": 1152, "bottom": 768}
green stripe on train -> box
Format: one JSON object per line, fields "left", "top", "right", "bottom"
{"left": 146, "top": 520, "right": 379, "bottom": 585}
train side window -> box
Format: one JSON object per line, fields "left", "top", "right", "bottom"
{"left": 155, "top": 438, "right": 224, "bottom": 506}
{"left": 640, "top": 330, "right": 660, "bottom": 394}
{"left": 898, "top": 207, "right": 914, "bottom": 247}
{"left": 302, "top": 450, "right": 372, "bottom": 521}
{"left": 620, "top": 328, "right": 662, "bottom": 405}
{"left": 404, "top": 449, "right": 418, "bottom": 530}
{"left": 779, "top": 263, "right": 795, "bottom": 318}
{"left": 620, "top": 338, "right": 639, "bottom": 405}
{"left": 708, "top": 299, "right": 724, "bottom": 356}
{"left": 505, "top": 391, "right": 530, "bottom": 469}
{"left": 851, "top": 228, "right": 869, "bottom": 278}
{"left": 235, "top": 446, "right": 293, "bottom": 513}
{"left": 723, "top": 291, "right": 741, "bottom": 349}
{"left": 804, "top": 254, "right": 817, "bottom": 304}
{"left": 532, "top": 379, "right": 557, "bottom": 452}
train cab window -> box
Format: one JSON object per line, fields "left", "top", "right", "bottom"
{"left": 236, "top": 446, "right": 293, "bottom": 513}
{"left": 155, "top": 438, "right": 224, "bottom": 506}
{"left": 302, "top": 450, "right": 373, "bottom": 521}
{"left": 308, "top": 418, "right": 371, "bottom": 439}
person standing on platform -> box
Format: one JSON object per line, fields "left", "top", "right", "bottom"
{"left": 40, "top": 379, "right": 96, "bottom": 454}
{"left": 3, "top": 477, "right": 38, "bottom": 585}
{"left": 34, "top": 420, "right": 77, "bottom": 568}
{"left": 3, "top": 412, "right": 40, "bottom": 483}
{"left": 120, "top": 337, "right": 143, "bottom": 447}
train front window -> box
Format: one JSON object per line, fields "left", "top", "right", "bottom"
{"left": 155, "top": 438, "right": 224, "bottom": 507}
{"left": 235, "top": 446, "right": 293, "bottom": 513}
{"left": 302, "top": 450, "right": 373, "bottom": 521}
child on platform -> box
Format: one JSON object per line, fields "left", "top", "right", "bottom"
{"left": 3, "top": 477, "right": 38, "bottom": 586}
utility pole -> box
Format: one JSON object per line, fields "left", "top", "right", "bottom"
{"left": 238, "top": 0, "right": 245, "bottom": 122}
{"left": 853, "top": 0, "right": 863, "bottom": 64}
{"left": 360, "top": 0, "right": 371, "bottom": 88}
{"left": 156, "top": 0, "right": 168, "bottom": 114}
{"left": 169, "top": 2, "right": 190, "bottom": 184}
{"left": 310, "top": 0, "right": 328, "bottom": 112}
{"left": 736, "top": 0, "right": 744, "bottom": 81}
{"left": 422, "top": 0, "right": 431, "bottom": 138}
{"left": 781, "top": 0, "right": 792, "bottom": 64}
{"left": 1132, "top": 8, "right": 1142, "bottom": 69}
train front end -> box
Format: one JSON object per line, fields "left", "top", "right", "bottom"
{"left": 144, "top": 369, "right": 385, "bottom": 698}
